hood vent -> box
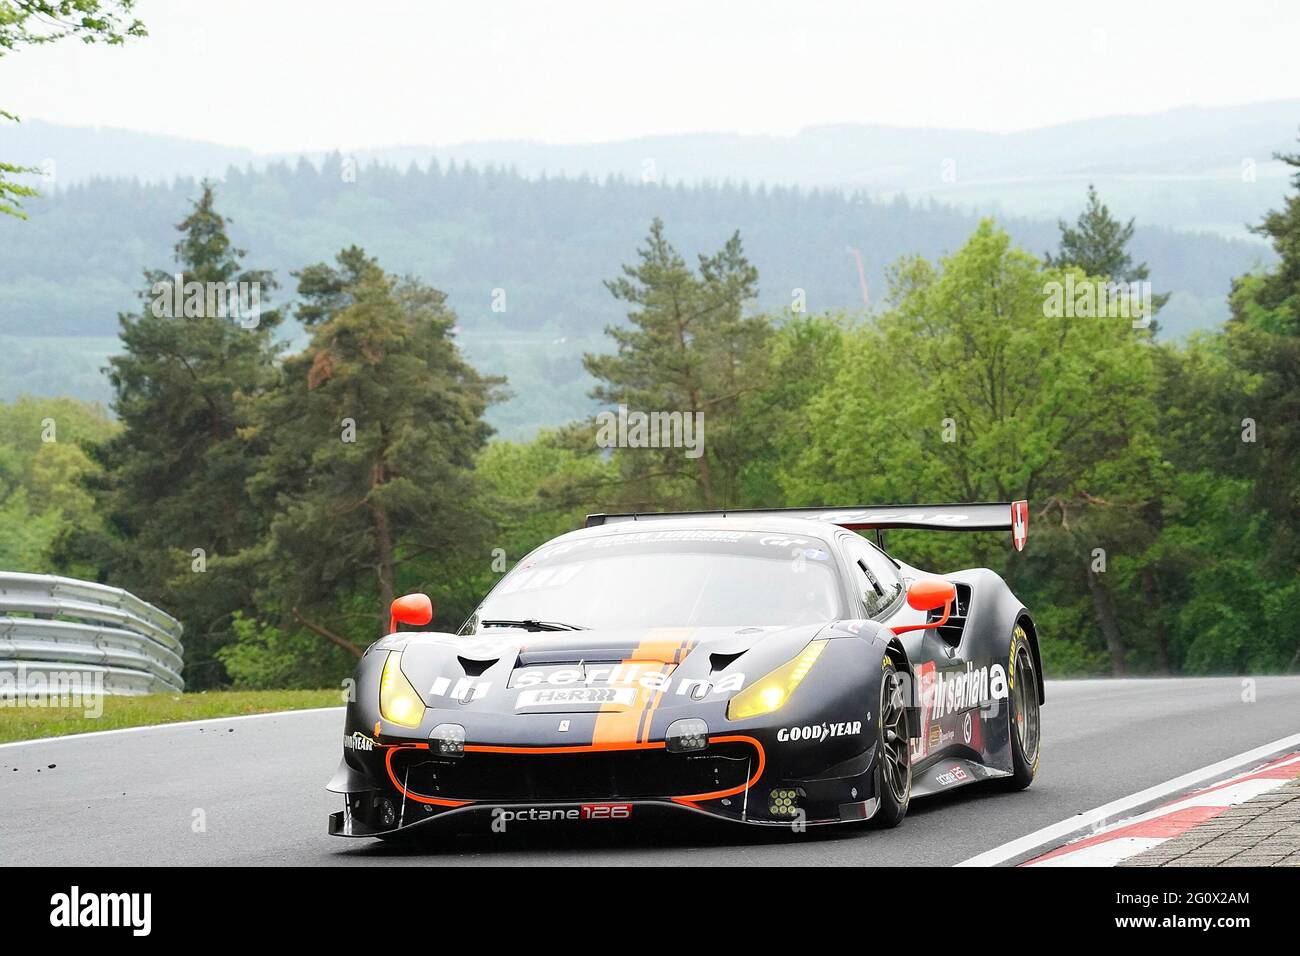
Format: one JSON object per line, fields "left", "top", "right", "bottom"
{"left": 458, "top": 656, "right": 497, "bottom": 677}
{"left": 709, "top": 651, "right": 746, "bottom": 674}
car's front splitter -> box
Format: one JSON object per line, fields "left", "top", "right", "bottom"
{"left": 328, "top": 792, "right": 880, "bottom": 838}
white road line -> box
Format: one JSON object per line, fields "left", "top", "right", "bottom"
{"left": 955, "top": 730, "right": 1300, "bottom": 867}
{"left": 0, "top": 705, "right": 345, "bottom": 750}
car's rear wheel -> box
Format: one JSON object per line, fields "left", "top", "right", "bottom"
{"left": 1001, "top": 625, "right": 1040, "bottom": 791}
{"left": 869, "top": 657, "right": 911, "bottom": 828}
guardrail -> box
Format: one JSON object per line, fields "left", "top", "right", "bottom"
{"left": 0, "top": 572, "right": 184, "bottom": 695}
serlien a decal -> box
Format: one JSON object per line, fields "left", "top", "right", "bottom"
{"left": 513, "top": 663, "right": 744, "bottom": 696}
{"left": 929, "top": 662, "right": 1008, "bottom": 720}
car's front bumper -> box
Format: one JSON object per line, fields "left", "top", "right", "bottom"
{"left": 327, "top": 733, "right": 880, "bottom": 837}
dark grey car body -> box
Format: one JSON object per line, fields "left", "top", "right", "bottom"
{"left": 328, "top": 504, "right": 1043, "bottom": 837}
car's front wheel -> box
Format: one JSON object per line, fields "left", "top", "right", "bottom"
{"left": 869, "top": 656, "right": 911, "bottom": 828}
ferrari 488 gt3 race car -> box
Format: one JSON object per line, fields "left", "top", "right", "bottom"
{"left": 327, "top": 501, "right": 1043, "bottom": 837}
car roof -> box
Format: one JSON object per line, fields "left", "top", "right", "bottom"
{"left": 548, "top": 514, "right": 852, "bottom": 544}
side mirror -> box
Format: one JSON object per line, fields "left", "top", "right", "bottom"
{"left": 905, "top": 578, "right": 957, "bottom": 612}
{"left": 389, "top": 592, "right": 433, "bottom": 634}
{"left": 891, "top": 579, "right": 957, "bottom": 636}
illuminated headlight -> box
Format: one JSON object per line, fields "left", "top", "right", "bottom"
{"left": 665, "top": 718, "right": 709, "bottom": 753}
{"left": 727, "top": 640, "right": 828, "bottom": 720}
{"left": 430, "top": 722, "right": 466, "bottom": 757}
{"left": 379, "top": 652, "right": 425, "bottom": 728}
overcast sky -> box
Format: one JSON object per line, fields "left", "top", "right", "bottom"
{"left": 2, "top": 0, "right": 1296, "bottom": 152}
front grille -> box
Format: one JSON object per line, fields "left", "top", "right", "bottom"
{"left": 389, "top": 741, "right": 757, "bottom": 802}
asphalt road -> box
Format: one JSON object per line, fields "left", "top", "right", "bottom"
{"left": 3, "top": 676, "right": 1299, "bottom": 866}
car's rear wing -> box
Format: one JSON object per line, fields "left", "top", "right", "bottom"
{"left": 585, "top": 500, "right": 1030, "bottom": 551}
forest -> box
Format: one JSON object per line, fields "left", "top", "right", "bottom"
{"left": 0, "top": 154, "right": 1272, "bottom": 437}
{"left": 1, "top": 149, "right": 1298, "bottom": 689}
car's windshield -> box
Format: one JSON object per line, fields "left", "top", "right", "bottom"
{"left": 466, "top": 529, "right": 844, "bottom": 632}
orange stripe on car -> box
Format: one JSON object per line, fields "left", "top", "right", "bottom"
{"left": 591, "top": 630, "right": 691, "bottom": 747}
{"left": 637, "top": 636, "right": 696, "bottom": 743}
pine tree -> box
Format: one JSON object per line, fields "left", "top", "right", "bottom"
{"left": 60, "top": 183, "right": 282, "bottom": 686}
{"left": 243, "top": 248, "right": 499, "bottom": 649}
{"left": 1047, "top": 184, "right": 1170, "bottom": 314}
{"left": 583, "top": 218, "right": 767, "bottom": 509}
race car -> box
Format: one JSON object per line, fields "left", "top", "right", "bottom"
{"left": 327, "top": 501, "right": 1043, "bottom": 837}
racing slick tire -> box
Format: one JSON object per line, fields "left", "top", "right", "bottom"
{"left": 999, "top": 624, "right": 1041, "bottom": 792}
{"left": 868, "top": 656, "right": 911, "bottom": 828}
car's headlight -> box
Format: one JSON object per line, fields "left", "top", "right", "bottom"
{"left": 379, "top": 652, "right": 425, "bottom": 728}
{"left": 726, "top": 640, "right": 827, "bottom": 720}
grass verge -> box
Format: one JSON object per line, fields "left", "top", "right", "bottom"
{"left": 0, "top": 689, "right": 343, "bottom": 744}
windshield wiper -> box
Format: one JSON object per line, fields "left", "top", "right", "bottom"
{"left": 479, "top": 619, "right": 588, "bottom": 632}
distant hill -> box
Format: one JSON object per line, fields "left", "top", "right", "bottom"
{"left": 8, "top": 100, "right": 1298, "bottom": 239}
{"left": 0, "top": 156, "right": 1274, "bottom": 437}
{"left": 4, "top": 121, "right": 256, "bottom": 188}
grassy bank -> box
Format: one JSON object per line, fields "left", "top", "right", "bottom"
{"left": 0, "top": 689, "right": 343, "bottom": 744}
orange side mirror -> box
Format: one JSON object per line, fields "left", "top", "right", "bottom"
{"left": 389, "top": 592, "right": 433, "bottom": 634}
{"left": 892, "top": 579, "right": 957, "bottom": 636}
{"left": 906, "top": 578, "right": 957, "bottom": 612}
